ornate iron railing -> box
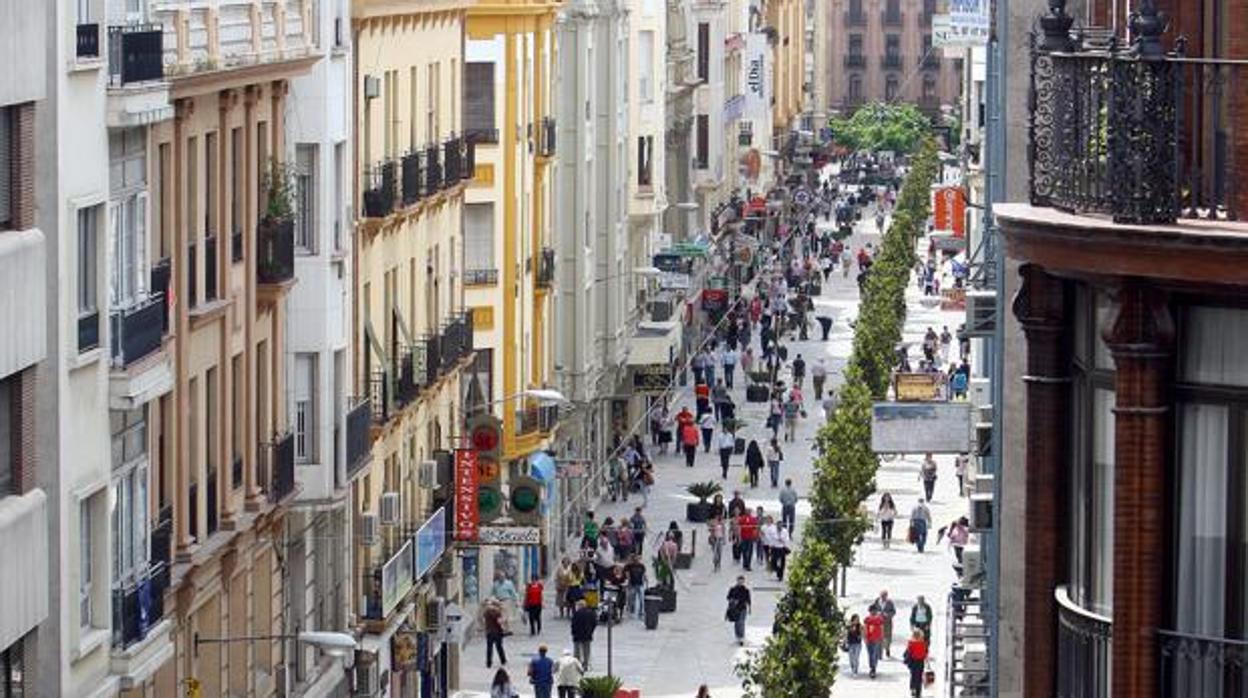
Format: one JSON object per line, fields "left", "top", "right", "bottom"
{"left": 843, "top": 11, "right": 867, "bottom": 27}
{"left": 423, "top": 144, "right": 442, "bottom": 197}
{"left": 1159, "top": 629, "right": 1248, "bottom": 697}
{"left": 1029, "top": 4, "right": 1245, "bottom": 223}
{"left": 363, "top": 161, "right": 397, "bottom": 218}
{"left": 345, "top": 397, "right": 372, "bottom": 480}
{"left": 111, "top": 562, "right": 168, "bottom": 649}
{"left": 1055, "top": 586, "right": 1112, "bottom": 698}
{"left": 537, "top": 247, "right": 556, "bottom": 288}
{"left": 266, "top": 431, "right": 296, "bottom": 504}
{"left": 77, "top": 24, "right": 100, "bottom": 59}
{"left": 107, "top": 25, "right": 163, "bottom": 86}
{"left": 401, "top": 151, "right": 423, "bottom": 206}
{"left": 464, "top": 268, "right": 498, "bottom": 286}
{"left": 256, "top": 219, "right": 294, "bottom": 284}
{"left": 110, "top": 295, "right": 165, "bottom": 368}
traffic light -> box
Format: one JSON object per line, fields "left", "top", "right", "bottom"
{"left": 509, "top": 475, "right": 543, "bottom": 525}
{"left": 467, "top": 414, "right": 502, "bottom": 461}
{"left": 468, "top": 414, "right": 504, "bottom": 522}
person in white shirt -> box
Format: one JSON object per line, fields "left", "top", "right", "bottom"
{"left": 955, "top": 452, "right": 970, "bottom": 496}
{"left": 759, "top": 516, "right": 779, "bottom": 574}
{"left": 771, "top": 524, "right": 792, "bottom": 581}
{"left": 811, "top": 358, "right": 829, "bottom": 400}
{"left": 698, "top": 411, "right": 717, "bottom": 453}
{"left": 716, "top": 429, "right": 738, "bottom": 479}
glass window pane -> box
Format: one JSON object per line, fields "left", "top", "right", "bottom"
{"left": 1093, "top": 293, "right": 1115, "bottom": 370}
{"left": 1176, "top": 403, "right": 1229, "bottom": 635}
{"left": 1182, "top": 306, "right": 1248, "bottom": 387}
{"left": 1090, "top": 389, "right": 1115, "bottom": 614}
{"left": 1068, "top": 376, "right": 1089, "bottom": 604}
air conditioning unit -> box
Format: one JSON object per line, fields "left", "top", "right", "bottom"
{"left": 354, "top": 654, "right": 379, "bottom": 696}
{"left": 649, "top": 298, "right": 674, "bottom": 322}
{"left": 973, "top": 472, "right": 994, "bottom": 496}
{"left": 969, "top": 492, "right": 993, "bottom": 532}
{"left": 961, "top": 546, "right": 985, "bottom": 588}
{"left": 965, "top": 289, "right": 997, "bottom": 337}
{"left": 380, "top": 492, "right": 401, "bottom": 525}
{"left": 359, "top": 513, "right": 379, "bottom": 545}
{"left": 419, "top": 460, "right": 438, "bottom": 488}
{"left": 426, "top": 598, "right": 444, "bottom": 630}
{"left": 969, "top": 378, "right": 990, "bottom": 407}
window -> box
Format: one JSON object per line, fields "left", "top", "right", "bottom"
{"left": 0, "top": 377, "right": 12, "bottom": 497}
{"left": 922, "top": 77, "right": 937, "bottom": 101}
{"left": 1, "top": 637, "right": 26, "bottom": 697}
{"left": 465, "top": 63, "right": 495, "bottom": 138}
{"left": 333, "top": 142, "right": 344, "bottom": 252}
{"left": 80, "top": 498, "right": 94, "bottom": 628}
{"left": 848, "top": 34, "right": 863, "bottom": 57}
{"left": 78, "top": 206, "right": 100, "bottom": 352}
{"left": 295, "top": 144, "right": 317, "bottom": 253}
{"left": 885, "top": 77, "right": 899, "bottom": 101}
{"left": 697, "top": 23, "right": 710, "bottom": 82}
{"left": 464, "top": 203, "right": 495, "bottom": 272}
{"left": 427, "top": 62, "right": 440, "bottom": 142}
{"left": 639, "top": 32, "right": 655, "bottom": 103}
{"left": 637, "top": 136, "right": 653, "bottom": 187}
{"left": 849, "top": 75, "right": 862, "bottom": 102}
{"left": 1, "top": 108, "right": 13, "bottom": 229}
{"left": 695, "top": 114, "right": 709, "bottom": 169}
{"left": 886, "top": 34, "right": 900, "bottom": 59}
{"left": 109, "top": 129, "right": 148, "bottom": 308}
{"left": 922, "top": 34, "right": 934, "bottom": 60}
{"left": 230, "top": 128, "right": 242, "bottom": 243}
{"left": 110, "top": 408, "right": 149, "bottom": 587}
{"left": 204, "top": 131, "right": 217, "bottom": 236}
{"left": 294, "top": 354, "right": 316, "bottom": 463}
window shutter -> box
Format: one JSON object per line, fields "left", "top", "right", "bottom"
{"left": 465, "top": 63, "right": 495, "bottom": 135}
{"left": 136, "top": 191, "right": 148, "bottom": 299}
{"left": 108, "top": 202, "right": 121, "bottom": 308}
{"left": 0, "top": 111, "right": 10, "bottom": 227}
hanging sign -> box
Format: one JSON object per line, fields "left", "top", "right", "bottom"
{"left": 454, "top": 449, "right": 479, "bottom": 541}
{"left": 933, "top": 186, "right": 967, "bottom": 237}
{"left": 743, "top": 33, "right": 771, "bottom": 121}
{"left": 477, "top": 526, "right": 542, "bottom": 546}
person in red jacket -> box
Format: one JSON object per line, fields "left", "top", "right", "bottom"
{"left": 523, "top": 575, "right": 545, "bottom": 636}
{"left": 681, "top": 421, "right": 700, "bottom": 467}
{"left": 904, "top": 629, "right": 930, "bottom": 696}
{"left": 863, "top": 605, "right": 886, "bottom": 678}
{"left": 736, "top": 510, "right": 759, "bottom": 571}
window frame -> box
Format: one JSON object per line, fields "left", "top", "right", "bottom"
{"left": 295, "top": 143, "right": 317, "bottom": 254}
{"left": 110, "top": 407, "right": 149, "bottom": 587}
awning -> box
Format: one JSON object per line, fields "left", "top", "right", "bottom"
{"left": 625, "top": 321, "right": 683, "bottom": 366}
{"left": 528, "top": 452, "right": 556, "bottom": 482}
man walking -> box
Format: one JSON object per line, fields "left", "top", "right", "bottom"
{"left": 910, "top": 594, "right": 934, "bottom": 642}
{"left": 910, "top": 498, "right": 932, "bottom": 553}
{"left": 779, "top": 479, "right": 799, "bottom": 534}
{"left": 811, "top": 358, "right": 828, "bottom": 400}
{"left": 920, "top": 453, "right": 938, "bottom": 502}
{"left": 875, "top": 590, "right": 897, "bottom": 658}
{"left": 864, "top": 605, "right": 885, "bottom": 678}
{"left": 570, "top": 600, "right": 598, "bottom": 670}
{"left": 527, "top": 645, "right": 555, "bottom": 698}
{"left": 726, "top": 576, "right": 752, "bottom": 645}
{"left": 737, "top": 508, "right": 759, "bottom": 571}
{"left": 722, "top": 347, "right": 738, "bottom": 388}
{"left": 717, "top": 427, "right": 736, "bottom": 479}
{"left": 791, "top": 353, "right": 806, "bottom": 390}
{"left": 483, "top": 599, "right": 508, "bottom": 669}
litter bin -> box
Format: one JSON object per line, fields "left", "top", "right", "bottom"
{"left": 644, "top": 595, "right": 662, "bottom": 630}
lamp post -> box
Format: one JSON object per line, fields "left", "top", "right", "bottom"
{"left": 189, "top": 631, "right": 358, "bottom": 696}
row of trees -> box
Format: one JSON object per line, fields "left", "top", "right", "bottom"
{"left": 737, "top": 139, "right": 941, "bottom": 697}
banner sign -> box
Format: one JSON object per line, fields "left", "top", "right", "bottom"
{"left": 415, "top": 507, "right": 447, "bottom": 579}
{"left": 477, "top": 526, "right": 542, "bottom": 546}
{"left": 933, "top": 186, "right": 967, "bottom": 237}
{"left": 872, "top": 402, "right": 973, "bottom": 454}
{"left": 934, "top": 1, "right": 990, "bottom": 47}
{"left": 743, "top": 33, "right": 771, "bottom": 121}
{"left": 381, "top": 539, "right": 415, "bottom": 618}
{"left": 454, "top": 450, "right": 479, "bottom": 541}
{"left": 723, "top": 94, "right": 745, "bottom": 123}
{"left": 632, "top": 364, "right": 673, "bottom": 394}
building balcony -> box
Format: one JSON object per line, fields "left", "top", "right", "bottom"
{"left": 1055, "top": 586, "right": 1111, "bottom": 698}
{"left": 400, "top": 151, "right": 423, "bottom": 207}
{"left": 0, "top": 490, "right": 49, "bottom": 651}
{"left": 107, "top": 25, "right": 163, "bottom": 86}
{"left": 1028, "top": 28, "right": 1246, "bottom": 225}
{"left": 516, "top": 404, "right": 560, "bottom": 436}
{"left": 444, "top": 135, "right": 467, "bottom": 185}
{"left": 464, "top": 268, "right": 499, "bottom": 286}
{"left": 466, "top": 128, "right": 499, "bottom": 146}
{"left": 363, "top": 161, "right": 397, "bottom": 218}
{"left": 110, "top": 562, "right": 170, "bottom": 651}
{"left": 440, "top": 312, "right": 474, "bottom": 369}
{"left": 369, "top": 369, "right": 393, "bottom": 426}
{"left": 256, "top": 219, "right": 295, "bottom": 286}
{"left": 922, "top": 53, "right": 941, "bottom": 70}
{"left": 1159, "top": 629, "right": 1248, "bottom": 697}
{"left": 265, "top": 431, "right": 297, "bottom": 505}
{"left": 344, "top": 397, "right": 372, "bottom": 482}
{"left": 537, "top": 247, "right": 556, "bottom": 288}
{"left": 422, "top": 333, "right": 442, "bottom": 388}
{"left": 423, "top": 144, "right": 443, "bottom": 197}
{"left": 394, "top": 349, "right": 418, "bottom": 406}
{"left": 77, "top": 23, "right": 100, "bottom": 60}
{"left": 881, "top": 9, "right": 903, "bottom": 26}
{"left": 843, "top": 54, "right": 866, "bottom": 69}
{"left": 538, "top": 117, "right": 557, "bottom": 157}
{"left": 881, "top": 55, "right": 903, "bottom": 70}
{"left": 843, "top": 11, "right": 867, "bottom": 27}
{"left": 150, "top": 0, "right": 317, "bottom": 81}
{"left": 110, "top": 295, "right": 165, "bottom": 368}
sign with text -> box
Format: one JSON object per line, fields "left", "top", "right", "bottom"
{"left": 416, "top": 507, "right": 447, "bottom": 579}
{"left": 743, "top": 33, "right": 771, "bottom": 121}
{"left": 632, "top": 364, "right": 674, "bottom": 395}
{"left": 477, "top": 526, "right": 542, "bottom": 546}
{"left": 454, "top": 450, "right": 480, "bottom": 541}
{"left": 934, "top": 1, "right": 990, "bottom": 48}
{"left": 872, "top": 402, "right": 973, "bottom": 454}
{"left": 933, "top": 186, "right": 967, "bottom": 237}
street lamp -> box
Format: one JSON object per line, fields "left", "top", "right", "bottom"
{"left": 592, "top": 266, "right": 662, "bottom": 284}
{"left": 479, "top": 388, "right": 569, "bottom": 407}
{"left": 193, "top": 630, "right": 358, "bottom": 658}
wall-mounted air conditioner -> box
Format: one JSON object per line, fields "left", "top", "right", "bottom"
{"left": 380, "top": 492, "right": 401, "bottom": 525}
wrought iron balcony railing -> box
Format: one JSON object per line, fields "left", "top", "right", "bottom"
{"left": 107, "top": 25, "right": 164, "bottom": 86}
{"left": 1159, "top": 629, "right": 1248, "bottom": 697}
{"left": 464, "top": 268, "right": 499, "bottom": 286}
{"left": 882, "top": 9, "right": 903, "bottom": 26}
{"left": 922, "top": 53, "right": 941, "bottom": 69}
{"left": 843, "top": 11, "right": 867, "bottom": 27}
{"left": 1055, "top": 586, "right": 1111, "bottom": 697}
{"left": 423, "top": 333, "right": 443, "bottom": 387}
{"left": 256, "top": 219, "right": 294, "bottom": 284}
{"left": 444, "top": 135, "right": 466, "bottom": 184}
{"left": 1029, "top": 17, "right": 1245, "bottom": 224}
{"left": 77, "top": 24, "right": 100, "bottom": 59}
{"left": 369, "top": 368, "right": 392, "bottom": 425}
{"left": 345, "top": 397, "right": 372, "bottom": 480}
{"left": 265, "top": 431, "right": 296, "bottom": 504}
{"left": 423, "top": 144, "right": 443, "bottom": 197}
{"left": 110, "top": 295, "right": 164, "bottom": 368}
{"left": 149, "top": 258, "right": 170, "bottom": 335}
{"left": 363, "top": 161, "right": 397, "bottom": 218}
{"left": 844, "top": 54, "right": 866, "bottom": 69}
{"left": 401, "top": 151, "right": 423, "bottom": 206}
{"left": 537, "top": 247, "right": 556, "bottom": 288}
{"left": 441, "top": 312, "right": 474, "bottom": 368}
{"left": 882, "top": 55, "right": 903, "bottom": 69}
{"left": 539, "top": 117, "right": 557, "bottom": 157}
{"left": 111, "top": 562, "right": 169, "bottom": 649}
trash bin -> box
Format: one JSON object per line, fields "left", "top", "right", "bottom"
{"left": 644, "top": 595, "right": 662, "bottom": 630}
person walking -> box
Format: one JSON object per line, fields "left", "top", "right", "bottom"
{"left": 737, "top": 508, "right": 759, "bottom": 571}
{"left": 878, "top": 493, "right": 897, "bottom": 549}
{"left": 904, "top": 629, "right": 930, "bottom": 697}
{"left": 699, "top": 411, "right": 717, "bottom": 453}
{"left": 708, "top": 513, "right": 726, "bottom": 572}
{"left": 771, "top": 522, "right": 791, "bottom": 581}
{"left": 791, "top": 354, "right": 806, "bottom": 390}
{"left": 527, "top": 645, "right": 556, "bottom": 698}
{"left": 629, "top": 507, "right": 648, "bottom": 556}
{"left": 681, "top": 420, "right": 700, "bottom": 468}
{"left": 570, "top": 600, "right": 598, "bottom": 671}
{"left": 484, "top": 599, "right": 509, "bottom": 669}
{"left": 766, "top": 438, "right": 784, "bottom": 488}
{"left": 920, "top": 453, "right": 938, "bottom": 502}
{"left": 717, "top": 428, "right": 736, "bottom": 479}
{"left": 555, "top": 557, "right": 576, "bottom": 618}
{"left": 726, "top": 576, "right": 752, "bottom": 645}
{"left": 910, "top": 498, "right": 932, "bottom": 553}
{"left": 490, "top": 669, "right": 516, "bottom": 698}
{"left": 782, "top": 395, "right": 801, "bottom": 443}
{"left": 745, "top": 439, "right": 764, "bottom": 488}
{"left": 811, "top": 358, "right": 828, "bottom": 400}
{"left": 492, "top": 573, "right": 520, "bottom": 623}
{"left": 523, "top": 575, "right": 545, "bottom": 636}
{"left": 845, "top": 614, "right": 864, "bottom": 675}
{"left": 554, "top": 649, "right": 584, "bottom": 698}
{"left": 864, "top": 605, "right": 885, "bottom": 678}
{"left": 875, "top": 590, "right": 898, "bottom": 658}
{"left": 910, "top": 595, "right": 934, "bottom": 642}
{"left": 625, "top": 554, "right": 647, "bottom": 618}
{"left": 722, "top": 347, "right": 738, "bottom": 388}
{"left": 779, "top": 479, "right": 798, "bottom": 534}
{"left": 712, "top": 380, "right": 732, "bottom": 421}
{"left": 954, "top": 452, "right": 969, "bottom": 496}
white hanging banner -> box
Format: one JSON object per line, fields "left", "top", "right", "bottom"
{"left": 743, "top": 33, "right": 771, "bottom": 122}
{"left": 936, "top": 0, "right": 990, "bottom": 47}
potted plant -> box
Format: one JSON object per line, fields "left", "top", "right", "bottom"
{"left": 578, "top": 675, "right": 623, "bottom": 698}
{"left": 258, "top": 158, "right": 297, "bottom": 280}
{"left": 685, "top": 481, "right": 722, "bottom": 523}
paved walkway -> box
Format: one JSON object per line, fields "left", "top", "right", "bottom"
{"left": 455, "top": 183, "right": 966, "bottom": 697}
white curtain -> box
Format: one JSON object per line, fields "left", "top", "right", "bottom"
{"left": 1090, "top": 389, "right": 1115, "bottom": 615}
{"left": 1176, "top": 403, "right": 1229, "bottom": 636}
{"left": 1182, "top": 307, "right": 1248, "bottom": 387}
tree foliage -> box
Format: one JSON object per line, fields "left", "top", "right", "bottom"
{"left": 738, "top": 140, "right": 940, "bottom": 697}
{"left": 828, "top": 103, "right": 933, "bottom": 155}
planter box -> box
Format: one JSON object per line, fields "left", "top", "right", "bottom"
{"left": 646, "top": 585, "right": 678, "bottom": 613}
{"left": 686, "top": 501, "right": 710, "bottom": 523}
{"left": 746, "top": 384, "right": 771, "bottom": 402}
{"left": 674, "top": 552, "right": 694, "bottom": 570}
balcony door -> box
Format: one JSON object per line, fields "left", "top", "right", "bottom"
{"left": 109, "top": 128, "right": 149, "bottom": 310}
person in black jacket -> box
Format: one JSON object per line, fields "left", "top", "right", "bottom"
{"left": 570, "top": 601, "right": 598, "bottom": 671}
{"left": 726, "top": 577, "right": 752, "bottom": 645}
{"left": 745, "top": 440, "right": 764, "bottom": 489}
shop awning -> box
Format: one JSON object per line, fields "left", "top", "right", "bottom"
{"left": 625, "top": 321, "right": 683, "bottom": 366}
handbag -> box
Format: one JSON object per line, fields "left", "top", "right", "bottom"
{"left": 907, "top": 525, "right": 917, "bottom": 544}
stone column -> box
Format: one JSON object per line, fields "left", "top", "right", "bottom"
{"left": 1011, "top": 263, "right": 1070, "bottom": 698}
{"left": 1105, "top": 283, "right": 1173, "bottom": 698}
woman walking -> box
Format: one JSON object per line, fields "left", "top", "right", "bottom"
{"left": 904, "top": 629, "right": 930, "bottom": 696}
{"left": 877, "top": 493, "right": 897, "bottom": 549}
{"left": 717, "top": 428, "right": 736, "bottom": 479}
{"left": 845, "top": 614, "right": 864, "bottom": 675}
{"left": 708, "top": 513, "right": 726, "bottom": 572}
{"left": 766, "top": 438, "right": 783, "bottom": 488}
{"left": 745, "top": 440, "right": 764, "bottom": 489}
{"left": 490, "top": 668, "right": 516, "bottom": 698}
{"left": 681, "top": 420, "right": 700, "bottom": 468}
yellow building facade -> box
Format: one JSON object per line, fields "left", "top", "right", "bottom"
{"left": 768, "top": 0, "right": 807, "bottom": 131}
{"left": 351, "top": 1, "right": 474, "bottom": 693}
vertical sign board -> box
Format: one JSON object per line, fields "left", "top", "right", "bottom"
{"left": 743, "top": 33, "right": 771, "bottom": 122}
{"left": 454, "top": 449, "right": 479, "bottom": 541}
{"left": 933, "top": 186, "right": 967, "bottom": 237}
{"left": 416, "top": 506, "right": 447, "bottom": 579}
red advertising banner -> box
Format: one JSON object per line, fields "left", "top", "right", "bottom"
{"left": 933, "top": 187, "right": 967, "bottom": 238}
{"left": 454, "top": 449, "right": 479, "bottom": 542}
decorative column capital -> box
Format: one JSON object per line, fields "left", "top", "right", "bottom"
{"left": 1038, "top": 0, "right": 1075, "bottom": 52}
{"left": 1102, "top": 283, "right": 1174, "bottom": 359}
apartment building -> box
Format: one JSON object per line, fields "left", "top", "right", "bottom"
{"left": 628, "top": 0, "right": 667, "bottom": 256}
{"left": 283, "top": 0, "right": 355, "bottom": 695}
{"left": 463, "top": 0, "right": 561, "bottom": 607}
{"left": 351, "top": 1, "right": 472, "bottom": 693}
{"left": 662, "top": 0, "right": 697, "bottom": 238}
{"left": 822, "top": 0, "right": 959, "bottom": 117}
{"left": 766, "top": 0, "right": 805, "bottom": 131}
{"left": 0, "top": 2, "right": 50, "bottom": 695}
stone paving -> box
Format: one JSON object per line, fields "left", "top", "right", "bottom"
{"left": 455, "top": 184, "right": 968, "bottom": 698}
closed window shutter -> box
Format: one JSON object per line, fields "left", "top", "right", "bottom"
{"left": 464, "top": 203, "right": 494, "bottom": 270}
{"left": 0, "top": 111, "right": 10, "bottom": 227}
{"left": 465, "top": 63, "right": 495, "bottom": 135}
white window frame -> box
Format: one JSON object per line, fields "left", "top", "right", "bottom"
{"left": 639, "top": 31, "right": 655, "bottom": 104}
{"left": 110, "top": 407, "right": 149, "bottom": 587}
{"left": 78, "top": 206, "right": 100, "bottom": 318}
{"left": 294, "top": 354, "right": 316, "bottom": 463}
{"left": 80, "top": 498, "right": 94, "bottom": 629}
{"left": 464, "top": 203, "right": 496, "bottom": 272}
{"left": 295, "top": 144, "right": 317, "bottom": 254}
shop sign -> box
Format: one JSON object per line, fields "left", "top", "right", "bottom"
{"left": 477, "top": 526, "right": 542, "bottom": 546}
{"left": 392, "top": 629, "right": 419, "bottom": 672}
{"left": 632, "top": 364, "right": 673, "bottom": 394}
{"left": 416, "top": 507, "right": 447, "bottom": 579}
{"left": 659, "top": 271, "right": 691, "bottom": 290}
{"left": 743, "top": 33, "right": 771, "bottom": 121}
{"left": 454, "top": 450, "right": 479, "bottom": 541}
{"left": 653, "top": 252, "right": 686, "bottom": 273}
{"left": 933, "top": 186, "right": 967, "bottom": 237}
{"left": 702, "top": 288, "right": 730, "bottom": 313}
{"left": 895, "top": 372, "right": 942, "bottom": 402}
{"left": 381, "top": 539, "right": 415, "bottom": 618}
{"left": 941, "top": 287, "right": 967, "bottom": 311}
